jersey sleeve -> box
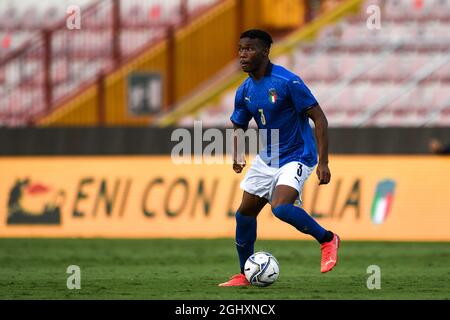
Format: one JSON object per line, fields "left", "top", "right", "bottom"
{"left": 230, "top": 84, "right": 252, "bottom": 129}
{"left": 287, "top": 76, "right": 318, "bottom": 114}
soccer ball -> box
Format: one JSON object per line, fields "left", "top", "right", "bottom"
{"left": 244, "top": 252, "right": 280, "bottom": 287}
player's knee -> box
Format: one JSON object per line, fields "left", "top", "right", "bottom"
{"left": 271, "top": 204, "right": 291, "bottom": 221}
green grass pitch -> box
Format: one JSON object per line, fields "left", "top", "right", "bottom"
{"left": 0, "top": 238, "right": 449, "bottom": 299}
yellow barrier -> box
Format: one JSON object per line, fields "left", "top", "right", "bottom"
{"left": 38, "top": 87, "right": 98, "bottom": 126}
{"left": 1, "top": 155, "right": 449, "bottom": 240}
{"left": 104, "top": 40, "right": 168, "bottom": 125}
{"left": 260, "top": 0, "right": 304, "bottom": 29}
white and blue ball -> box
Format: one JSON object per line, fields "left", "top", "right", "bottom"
{"left": 244, "top": 252, "right": 279, "bottom": 287}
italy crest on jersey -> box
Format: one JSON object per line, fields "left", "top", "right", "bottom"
{"left": 268, "top": 88, "right": 277, "bottom": 104}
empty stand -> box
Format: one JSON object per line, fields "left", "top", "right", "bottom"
{"left": 185, "top": 0, "right": 450, "bottom": 127}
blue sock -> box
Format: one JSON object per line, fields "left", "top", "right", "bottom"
{"left": 272, "top": 204, "right": 327, "bottom": 243}
{"left": 235, "top": 212, "right": 257, "bottom": 273}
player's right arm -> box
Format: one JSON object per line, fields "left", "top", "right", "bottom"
{"left": 230, "top": 83, "right": 252, "bottom": 174}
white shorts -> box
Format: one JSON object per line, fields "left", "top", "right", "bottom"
{"left": 240, "top": 155, "right": 315, "bottom": 205}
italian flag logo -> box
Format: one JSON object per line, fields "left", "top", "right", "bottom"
{"left": 269, "top": 89, "right": 277, "bottom": 104}
{"left": 371, "top": 179, "right": 396, "bottom": 225}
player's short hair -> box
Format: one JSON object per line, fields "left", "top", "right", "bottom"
{"left": 240, "top": 29, "right": 273, "bottom": 49}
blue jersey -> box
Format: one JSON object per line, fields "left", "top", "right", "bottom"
{"left": 230, "top": 62, "right": 318, "bottom": 168}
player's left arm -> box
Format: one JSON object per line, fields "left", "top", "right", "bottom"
{"left": 306, "top": 104, "right": 331, "bottom": 185}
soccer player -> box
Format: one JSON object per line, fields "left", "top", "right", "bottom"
{"left": 219, "top": 29, "right": 340, "bottom": 287}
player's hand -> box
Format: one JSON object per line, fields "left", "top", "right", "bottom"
{"left": 233, "top": 159, "right": 246, "bottom": 173}
{"left": 316, "top": 162, "right": 331, "bottom": 185}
